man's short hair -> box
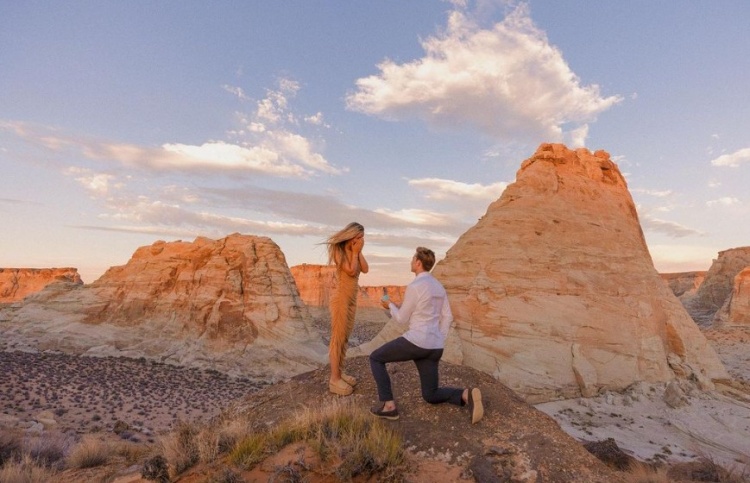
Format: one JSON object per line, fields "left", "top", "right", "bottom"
{"left": 415, "top": 246, "right": 436, "bottom": 272}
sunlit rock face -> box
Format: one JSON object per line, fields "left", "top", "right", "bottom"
{"left": 714, "top": 266, "right": 750, "bottom": 327}
{"left": 430, "top": 143, "right": 727, "bottom": 403}
{"left": 290, "top": 264, "right": 405, "bottom": 308}
{"left": 0, "top": 268, "right": 82, "bottom": 303}
{"left": 687, "top": 247, "right": 750, "bottom": 325}
{"left": 660, "top": 272, "right": 706, "bottom": 299}
{"left": 0, "top": 234, "right": 327, "bottom": 381}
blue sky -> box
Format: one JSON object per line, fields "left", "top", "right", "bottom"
{"left": 1, "top": 1, "right": 749, "bottom": 285}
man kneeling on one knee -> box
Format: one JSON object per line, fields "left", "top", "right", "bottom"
{"left": 368, "top": 246, "right": 483, "bottom": 423}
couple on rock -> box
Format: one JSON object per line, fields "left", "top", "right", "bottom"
{"left": 325, "top": 222, "right": 483, "bottom": 424}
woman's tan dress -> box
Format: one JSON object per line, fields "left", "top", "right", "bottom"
{"left": 328, "top": 262, "right": 359, "bottom": 369}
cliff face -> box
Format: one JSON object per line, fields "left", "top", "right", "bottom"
{"left": 0, "top": 234, "right": 327, "bottom": 380}
{"left": 0, "top": 268, "right": 82, "bottom": 303}
{"left": 660, "top": 271, "right": 706, "bottom": 299}
{"left": 290, "top": 264, "right": 405, "bottom": 309}
{"left": 427, "top": 143, "right": 727, "bottom": 402}
{"left": 714, "top": 266, "right": 750, "bottom": 327}
{"left": 685, "top": 247, "right": 750, "bottom": 326}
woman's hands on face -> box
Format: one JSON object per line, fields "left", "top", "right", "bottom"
{"left": 348, "top": 234, "right": 364, "bottom": 253}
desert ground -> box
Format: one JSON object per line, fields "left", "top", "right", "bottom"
{"left": 1, "top": 306, "right": 749, "bottom": 480}
{"left": 0, "top": 307, "right": 387, "bottom": 438}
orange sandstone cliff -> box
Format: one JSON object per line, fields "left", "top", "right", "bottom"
{"left": 0, "top": 234, "right": 327, "bottom": 380}
{"left": 0, "top": 268, "right": 82, "bottom": 303}
{"left": 290, "top": 264, "right": 405, "bottom": 308}
{"left": 426, "top": 143, "right": 727, "bottom": 403}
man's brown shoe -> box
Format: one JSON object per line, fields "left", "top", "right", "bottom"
{"left": 329, "top": 379, "right": 353, "bottom": 396}
{"left": 370, "top": 403, "right": 399, "bottom": 420}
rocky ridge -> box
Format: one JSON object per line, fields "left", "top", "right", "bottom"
{"left": 660, "top": 271, "right": 706, "bottom": 299}
{"left": 290, "top": 263, "right": 405, "bottom": 308}
{"left": 0, "top": 234, "right": 327, "bottom": 381}
{"left": 0, "top": 268, "right": 82, "bottom": 303}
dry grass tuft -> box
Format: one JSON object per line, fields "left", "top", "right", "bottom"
{"left": 158, "top": 418, "right": 243, "bottom": 476}
{"left": 0, "top": 431, "right": 23, "bottom": 467}
{"left": 229, "top": 433, "right": 268, "bottom": 469}
{"left": 0, "top": 454, "right": 57, "bottom": 483}
{"left": 624, "top": 462, "right": 670, "bottom": 483}
{"left": 667, "top": 456, "right": 750, "bottom": 483}
{"left": 114, "top": 440, "right": 152, "bottom": 465}
{"left": 21, "top": 432, "right": 72, "bottom": 468}
{"left": 230, "top": 399, "right": 405, "bottom": 480}
{"left": 66, "top": 435, "right": 111, "bottom": 469}
{"left": 158, "top": 420, "right": 200, "bottom": 475}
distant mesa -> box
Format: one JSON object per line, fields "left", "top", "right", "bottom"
{"left": 660, "top": 271, "right": 706, "bottom": 299}
{"left": 0, "top": 234, "right": 327, "bottom": 381}
{"left": 0, "top": 268, "right": 82, "bottom": 303}
{"left": 290, "top": 263, "right": 405, "bottom": 308}
{"left": 682, "top": 247, "right": 750, "bottom": 327}
{"left": 699, "top": 248, "right": 750, "bottom": 327}
{"left": 415, "top": 143, "right": 728, "bottom": 403}
{"left": 722, "top": 266, "right": 750, "bottom": 326}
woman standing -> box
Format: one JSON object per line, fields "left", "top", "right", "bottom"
{"left": 326, "top": 222, "right": 369, "bottom": 395}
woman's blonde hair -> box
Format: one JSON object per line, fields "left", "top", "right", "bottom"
{"left": 326, "top": 222, "right": 364, "bottom": 266}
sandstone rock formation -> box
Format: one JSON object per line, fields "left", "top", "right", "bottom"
{"left": 419, "top": 143, "right": 727, "bottom": 403}
{"left": 714, "top": 266, "right": 750, "bottom": 326}
{"left": 0, "top": 234, "right": 327, "bottom": 381}
{"left": 687, "top": 247, "right": 750, "bottom": 325}
{"left": 0, "top": 268, "right": 82, "bottom": 303}
{"left": 660, "top": 271, "right": 706, "bottom": 299}
{"left": 290, "top": 264, "right": 405, "bottom": 308}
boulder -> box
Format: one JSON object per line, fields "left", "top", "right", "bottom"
{"left": 427, "top": 143, "right": 727, "bottom": 403}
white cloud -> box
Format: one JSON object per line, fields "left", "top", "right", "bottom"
{"left": 255, "top": 79, "right": 300, "bottom": 124}
{"left": 408, "top": 177, "right": 507, "bottom": 201}
{"left": 65, "top": 167, "right": 117, "bottom": 196}
{"left": 566, "top": 124, "right": 589, "bottom": 148}
{"left": 222, "top": 84, "right": 249, "bottom": 101}
{"left": 101, "top": 198, "right": 319, "bottom": 237}
{"left": 631, "top": 188, "right": 673, "bottom": 198}
{"left": 161, "top": 141, "right": 308, "bottom": 176}
{"left": 304, "top": 112, "right": 329, "bottom": 127}
{"left": 374, "top": 208, "right": 454, "bottom": 226}
{"left": 346, "top": 4, "right": 621, "bottom": 144}
{"left": 706, "top": 197, "right": 740, "bottom": 207}
{"left": 640, "top": 214, "right": 703, "bottom": 238}
{"left": 710, "top": 147, "right": 750, "bottom": 167}
{"left": 3, "top": 80, "right": 344, "bottom": 177}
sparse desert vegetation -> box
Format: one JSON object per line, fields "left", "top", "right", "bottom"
{"left": 1, "top": 397, "right": 407, "bottom": 482}
{"left": 0, "top": 350, "right": 264, "bottom": 435}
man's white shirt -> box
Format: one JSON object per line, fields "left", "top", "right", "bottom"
{"left": 388, "top": 272, "right": 453, "bottom": 349}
